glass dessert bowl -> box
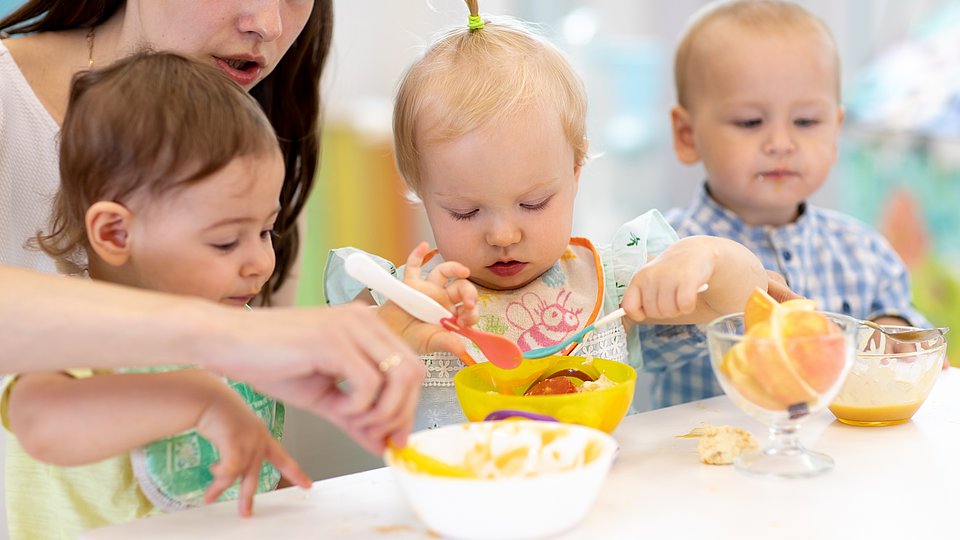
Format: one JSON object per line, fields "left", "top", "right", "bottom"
{"left": 829, "top": 324, "right": 946, "bottom": 426}
{"left": 707, "top": 303, "right": 857, "bottom": 479}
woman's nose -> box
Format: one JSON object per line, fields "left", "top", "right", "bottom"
{"left": 237, "top": 0, "right": 283, "bottom": 42}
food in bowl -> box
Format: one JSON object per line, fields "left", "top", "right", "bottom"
{"left": 523, "top": 368, "right": 617, "bottom": 396}
{"left": 717, "top": 289, "right": 848, "bottom": 412}
{"left": 829, "top": 325, "right": 946, "bottom": 426}
{"left": 524, "top": 374, "right": 579, "bottom": 396}
{"left": 384, "top": 420, "right": 617, "bottom": 540}
{"left": 455, "top": 356, "right": 636, "bottom": 433}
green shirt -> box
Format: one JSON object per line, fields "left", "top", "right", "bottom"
{"left": 2, "top": 370, "right": 159, "bottom": 540}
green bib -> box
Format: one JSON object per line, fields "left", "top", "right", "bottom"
{"left": 121, "top": 366, "right": 284, "bottom": 511}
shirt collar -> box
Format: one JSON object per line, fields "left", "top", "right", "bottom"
{"left": 691, "top": 182, "right": 813, "bottom": 236}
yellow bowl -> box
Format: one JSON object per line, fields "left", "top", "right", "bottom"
{"left": 454, "top": 356, "right": 636, "bottom": 433}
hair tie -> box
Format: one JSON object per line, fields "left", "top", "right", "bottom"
{"left": 468, "top": 13, "right": 484, "bottom": 30}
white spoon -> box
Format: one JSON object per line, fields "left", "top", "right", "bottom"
{"left": 344, "top": 253, "right": 524, "bottom": 369}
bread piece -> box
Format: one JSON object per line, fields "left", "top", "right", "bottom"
{"left": 680, "top": 425, "right": 759, "bottom": 465}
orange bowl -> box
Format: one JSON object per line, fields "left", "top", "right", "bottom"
{"left": 454, "top": 356, "right": 636, "bottom": 433}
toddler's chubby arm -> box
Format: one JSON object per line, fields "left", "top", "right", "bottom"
{"left": 621, "top": 236, "right": 766, "bottom": 325}
{"left": 370, "top": 242, "right": 480, "bottom": 356}
{"left": 7, "top": 370, "right": 311, "bottom": 517}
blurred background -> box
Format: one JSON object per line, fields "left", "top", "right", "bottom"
{"left": 293, "top": 0, "right": 960, "bottom": 483}
{"left": 2, "top": 0, "right": 958, "bottom": 522}
{"left": 301, "top": 0, "right": 960, "bottom": 352}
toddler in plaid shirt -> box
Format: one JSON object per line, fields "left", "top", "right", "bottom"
{"left": 639, "top": 0, "right": 930, "bottom": 408}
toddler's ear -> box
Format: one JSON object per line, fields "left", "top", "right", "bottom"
{"left": 671, "top": 105, "right": 700, "bottom": 165}
{"left": 86, "top": 201, "right": 133, "bottom": 266}
{"left": 573, "top": 137, "right": 589, "bottom": 185}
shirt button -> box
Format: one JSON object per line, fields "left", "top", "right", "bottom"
{"left": 782, "top": 250, "right": 792, "bottom": 261}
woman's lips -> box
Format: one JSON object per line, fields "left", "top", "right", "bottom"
{"left": 213, "top": 57, "right": 263, "bottom": 87}
{"left": 487, "top": 261, "right": 527, "bottom": 277}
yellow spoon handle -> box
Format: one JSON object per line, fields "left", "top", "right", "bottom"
{"left": 389, "top": 441, "right": 476, "bottom": 478}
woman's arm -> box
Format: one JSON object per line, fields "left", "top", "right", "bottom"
{"left": 0, "top": 265, "right": 425, "bottom": 453}
{"left": 0, "top": 265, "right": 218, "bottom": 372}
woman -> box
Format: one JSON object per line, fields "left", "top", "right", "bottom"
{"left": 1, "top": 0, "right": 323, "bottom": 305}
{"left": 0, "top": 1, "right": 430, "bottom": 454}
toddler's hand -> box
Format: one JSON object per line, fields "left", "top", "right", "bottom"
{"left": 765, "top": 270, "right": 803, "bottom": 302}
{"left": 378, "top": 242, "right": 480, "bottom": 356}
{"left": 195, "top": 378, "right": 311, "bottom": 517}
{"left": 869, "top": 316, "right": 947, "bottom": 368}
{"left": 621, "top": 237, "right": 715, "bottom": 322}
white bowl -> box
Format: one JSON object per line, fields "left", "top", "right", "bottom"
{"left": 384, "top": 420, "right": 617, "bottom": 540}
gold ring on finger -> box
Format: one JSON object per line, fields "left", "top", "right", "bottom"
{"left": 378, "top": 352, "right": 403, "bottom": 373}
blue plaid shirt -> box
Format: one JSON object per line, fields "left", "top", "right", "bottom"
{"left": 637, "top": 183, "right": 930, "bottom": 409}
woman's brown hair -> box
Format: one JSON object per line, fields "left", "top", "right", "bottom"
{"left": 1, "top": 0, "right": 334, "bottom": 305}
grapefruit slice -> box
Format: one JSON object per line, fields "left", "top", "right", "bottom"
{"left": 728, "top": 288, "right": 834, "bottom": 409}
{"left": 744, "top": 320, "right": 818, "bottom": 406}
{"left": 780, "top": 311, "right": 846, "bottom": 393}
{"left": 744, "top": 287, "right": 815, "bottom": 331}
{"left": 744, "top": 288, "right": 777, "bottom": 331}
{"left": 720, "top": 344, "right": 784, "bottom": 410}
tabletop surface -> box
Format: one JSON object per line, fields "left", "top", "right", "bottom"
{"left": 82, "top": 369, "right": 958, "bottom": 540}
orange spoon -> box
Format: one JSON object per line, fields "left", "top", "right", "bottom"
{"left": 439, "top": 317, "right": 522, "bottom": 369}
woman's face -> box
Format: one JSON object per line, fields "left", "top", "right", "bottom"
{"left": 125, "top": 0, "right": 315, "bottom": 89}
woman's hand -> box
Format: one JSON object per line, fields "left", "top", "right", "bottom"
{"left": 218, "top": 304, "right": 427, "bottom": 453}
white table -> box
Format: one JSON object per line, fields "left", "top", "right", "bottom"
{"left": 83, "top": 369, "right": 959, "bottom": 539}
